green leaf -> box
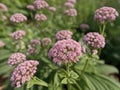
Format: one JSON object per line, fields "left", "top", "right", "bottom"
{"left": 61, "top": 78, "right": 68, "bottom": 84}
{"left": 27, "top": 76, "right": 48, "bottom": 88}
{"left": 70, "top": 71, "right": 79, "bottom": 79}
{"left": 95, "top": 64, "right": 119, "bottom": 75}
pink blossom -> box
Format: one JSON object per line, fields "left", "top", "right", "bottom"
{"left": 55, "top": 30, "right": 73, "bottom": 41}
{"left": 0, "top": 41, "right": 5, "bottom": 47}
{"left": 64, "top": 8, "right": 77, "bottom": 16}
{"left": 94, "top": 7, "right": 119, "bottom": 23}
{"left": 42, "top": 38, "right": 51, "bottom": 46}
{"left": 80, "top": 24, "right": 89, "bottom": 30}
{"left": 10, "top": 13, "right": 27, "bottom": 23}
{"left": 8, "top": 53, "right": 26, "bottom": 66}
{"left": 64, "top": 2, "right": 74, "bottom": 8}
{"left": 35, "top": 14, "right": 47, "bottom": 21}
{"left": 49, "top": 7, "right": 56, "bottom": 12}
{"left": 10, "top": 30, "right": 26, "bottom": 41}
{"left": 34, "top": 0, "right": 49, "bottom": 10}
{"left": 27, "top": 5, "right": 35, "bottom": 11}
{"left": 10, "top": 60, "right": 39, "bottom": 87}
{"left": 83, "top": 32, "right": 105, "bottom": 49}
{"left": 0, "top": 3, "right": 8, "bottom": 12}
{"left": 48, "top": 39, "right": 82, "bottom": 65}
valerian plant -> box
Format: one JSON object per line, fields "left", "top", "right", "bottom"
{"left": 0, "top": 0, "right": 120, "bottom": 90}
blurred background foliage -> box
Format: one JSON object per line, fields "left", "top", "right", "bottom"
{"left": 0, "top": 0, "right": 120, "bottom": 89}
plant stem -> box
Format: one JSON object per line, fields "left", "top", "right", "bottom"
{"left": 101, "top": 23, "right": 106, "bottom": 36}
{"left": 80, "top": 59, "right": 89, "bottom": 79}
{"left": 66, "top": 64, "right": 70, "bottom": 90}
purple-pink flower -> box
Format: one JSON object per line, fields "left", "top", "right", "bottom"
{"left": 30, "top": 39, "right": 41, "bottom": 47}
{"left": 10, "top": 60, "right": 39, "bottom": 87}
{"left": 34, "top": 0, "right": 49, "bottom": 10}
{"left": 48, "top": 39, "right": 82, "bottom": 65}
{"left": 55, "top": 30, "right": 73, "bottom": 41}
{"left": 10, "top": 13, "right": 27, "bottom": 23}
{"left": 83, "top": 32, "right": 105, "bottom": 49}
{"left": 35, "top": 14, "right": 47, "bottom": 21}
{"left": 8, "top": 53, "right": 26, "bottom": 66}
{"left": 27, "top": 5, "right": 35, "bottom": 11}
{"left": 64, "top": 2, "right": 74, "bottom": 8}
{"left": 94, "top": 6, "right": 119, "bottom": 23}
{"left": 0, "top": 3, "right": 8, "bottom": 12}
{"left": 0, "top": 41, "right": 5, "bottom": 47}
{"left": 42, "top": 38, "right": 51, "bottom": 46}
{"left": 80, "top": 24, "right": 89, "bottom": 30}
{"left": 49, "top": 7, "right": 56, "bottom": 12}
{"left": 27, "top": 46, "right": 36, "bottom": 55}
{"left": 64, "top": 8, "right": 77, "bottom": 16}
{"left": 10, "top": 30, "right": 26, "bottom": 41}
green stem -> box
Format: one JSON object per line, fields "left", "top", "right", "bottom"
{"left": 101, "top": 23, "right": 106, "bottom": 36}
{"left": 80, "top": 59, "right": 89, "bottom": 79}
{"left": 66, "top": 64, "right": 71, "bottom": 90}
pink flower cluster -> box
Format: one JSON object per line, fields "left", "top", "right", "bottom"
{"left": 42, "top": 38, "right": 51, "bottom": 46}
{"left": 10, "top": 60, "right": 39, "bottom": 87}
{"left": 10, "top": 13, "right": 27, "bottom": 23}
{"left": 49, "top": 7, "right": 56, "bottom": 12}
{"left": 8, "top": 53, "right": 26, "bottom": 66}
{"left": 48, "top": 39, "right": 82, "bottom": 65}
{"left": 64, "top": 9, "right": 77, "bottom": 16}
{"left": 0, "top": 3, "right": 8, "bottom": 12}
{"left": 33, "top": 0, "right": 49, "bottom": 10}
{"left": 64, "top": 2, "right": 74, "bottom": 8}
{"left": 83, "top": 32, "right": 105, "bottom": 49}
{"left": 27, "top": 5, "right": 35, "bottom": 11}
{"left": 30, "top": 39, "right": 41, "bottom": 47}
{"left": 55, "top": 30, "right": 73, "bottom": 41}
{"left": 35, "top": 14, "right": 47, "bottom": 21}
{"left": 94, "top": 6, "right": 119, "bottom": 23}
{"left": 0, "top": 41, "right": 5, "bottom": 47}
{"left": 27, "top": 46, "right": 36, "bottom": 55}
{"left": 80, "top": 24, "right": 89, "bottom": 30}
{"left": 10, "top": 30, "right": 26, "bottom": 41}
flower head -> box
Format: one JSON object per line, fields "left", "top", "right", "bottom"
{"left": 35, "top": 14, "right": 47, "bottom": 21}
{"left": 10, "top": 60, "right": 39, "bottom": 87}
{"left": 48, "top": 39, "right": 82, "bottom": 65}
{"left": 0, "top": 41, "right": 5, "bottom": 47}
{"left": 55, "top": 30, "right": 73, "bottom": 41}
{"left": 83, "top": 32, "right": 105, "bottom": 49}
{"left": 80, "top": 24, "right": 89, "bottom": 30}
{"left": 34, "top": 0, "right": 49, "bottom": 10}
{"left": 10, "top": 30, "right": 26, "bottom": 41}
{"left": 64, "top": 8, "right": 77, "bottom": 16}
{"left": 94, "top": 6, "right": 119, "bottom": 23}
{"left": 64, "top": 2, "right": 74, "bottom": 8}
{"left": 30, "top": 39, "right": 41, "bottom": 47}
{"left": 8, "top": 53, "right": 26, "bottom": 66}
{"left": 42, "top": 38, "right": 51, "bottom": 46}
{"left": 10, "top": 13, "right": 27, "bottom": 23}
{"left": 0, "top": 3, "right": 8, "bottom": 12}
{"left": 49, "top": 7, "right": 56, "bottom": 12}
{"left": 27, "top": 5, "right": 35, "bottom": 11}
{"left": 27, "top": 46, "right": 36, "bottom": 55}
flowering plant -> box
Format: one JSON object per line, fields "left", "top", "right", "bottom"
{"left": 0, "top": 0, "right": 120, "bottom": 90}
